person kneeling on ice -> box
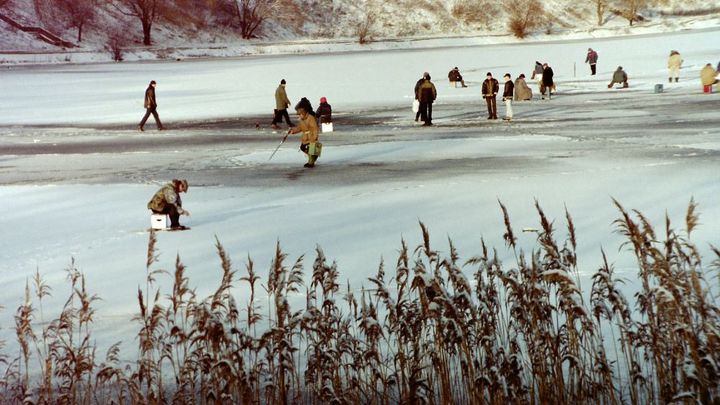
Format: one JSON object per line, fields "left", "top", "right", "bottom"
{"left": 147, "top": 179, "right": 190, "bottom": 230}
{"left": 608, "top": 66, "right": 629, "bottom": 89}
{"left": 288, "top": 103, "right": 321, "bottom": 168}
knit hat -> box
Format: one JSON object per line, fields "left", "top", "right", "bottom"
{"left": 486, "top": 72, "right": 492, "bottom": 76}
{"left": 173, "top": 179, "right": 188, "bottom": 190}
{"left": 150, "top": 80, "right": 156, "bottom": 85}
{"left": 320, "top": 96, "right": 327, "bottom": 103}
{"left": 280, "top": 79, "right": 286, "bottom": 84}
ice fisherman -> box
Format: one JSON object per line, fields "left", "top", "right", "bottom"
{"left": 667, "top": 50, "right": 683, "bottom": 83}
{"left": 482, "top": 72, "right": 499, "bottom": 120}
{"left": 608, "top": 66, "right": 629, "bottom": 88}
{"left": 448, "top": 67, "right": 468, "bottom": 87}
{"left": 502, "top": 73, "right": 514, "bottom": 121}
{"left": 138, "top": 80, "right": 163, "bottom": 131}
{"left": 514, "top": 74, "right": 533, "bottom": 101}
{"left": 288, "top": 101, "right": 321, "bottom": 168}
{"left": 585, "top": 48, "right": 598, "bottom": 75}
{"left": 316, "top": 97, "right": 332, "bottom": 124}
{"left": 272, "top": 79, "right": 294, "bottom": 129}
{"left": 147, "top": 179, "right": 190, "bottom": 230}
{"left": 416, "top": 72, "right": 437, "bottom": 126}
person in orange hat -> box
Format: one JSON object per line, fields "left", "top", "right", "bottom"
{"left": 317, "top": 96, "right": 332, "bottom": 125}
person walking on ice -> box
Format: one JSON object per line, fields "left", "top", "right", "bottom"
{"left": 138, "top": 80, "right": 163, "bottom": 131}
{"left": 288, "top": 102, "right": 321, "bottom": 168}
{"left": 272, "top": 79, "right": 294, "bottom": 129}
{"left": 668, "top": 50, "right": 683, "bottom": 83}
{"left": 482, "top": 72, "right": 499, "bottom": 119}
{"left": 585, "top": 48, "right": 598, "bottom": 76}
{"left": 147, "top": 179, "right": 190, "bottom": 230}
{"left": 502, "top": 73, "right": 514, "bottom": 121}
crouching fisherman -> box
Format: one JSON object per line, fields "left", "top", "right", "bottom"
{"left": 289, "top": 101, "right": 321, "bottom": 168}
{"left": 147, "top": 179, "right": 190, "bottom": 230}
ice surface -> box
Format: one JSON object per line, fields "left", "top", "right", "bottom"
{"left": 1, "top": 29, "right": 719, "bottom": 360}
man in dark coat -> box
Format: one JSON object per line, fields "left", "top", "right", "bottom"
{"left": 138, "top": 80, "right": 163, "bottom": 131}
{"left": 585, "top": 48, "right": 598, "bottom": 75}
{"left": 502, "top": 73, "right": 514, "bottom": 121}
{"left": 414, "top": 73, "right": 426, "bottom": 122}
{"left": 416, "top": 73, "right": 437, "bottom": 126}
{"left": 482, "top": 72, "right": 499, "bottom": 119}
{"left": 147, "top": 179, "right": 190, "bottom": 229}
{"left": 541, "top": 63, "right": 554, "bottom": 99}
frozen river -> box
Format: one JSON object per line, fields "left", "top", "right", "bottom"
{"left": 1, "top": 29, "right": 719, "bottom": 361}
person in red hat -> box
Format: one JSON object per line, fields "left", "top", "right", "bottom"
{"left": 316, "top": 96, "right": 332, "bottom": 125}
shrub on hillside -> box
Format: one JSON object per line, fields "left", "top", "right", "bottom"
{"left": 505, "top": 0, "right": 545, "bottom": 38}
{"left": 452, "top": 0, "right": 498, "bottom": 26}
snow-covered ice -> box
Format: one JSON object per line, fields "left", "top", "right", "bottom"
{"left": 1, "top": 28, "right": 719, "bottom": 360}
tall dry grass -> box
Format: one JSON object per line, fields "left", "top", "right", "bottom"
{"left": 0, "top": 200, "right": 718, "bottom": 404}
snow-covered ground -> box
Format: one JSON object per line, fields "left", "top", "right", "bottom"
{"left": 1, "top": 28, "right": 719, "bottom": 363}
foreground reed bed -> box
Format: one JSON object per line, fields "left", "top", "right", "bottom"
{"left": 1, "top": 200, "right": 718, "bottom": 404}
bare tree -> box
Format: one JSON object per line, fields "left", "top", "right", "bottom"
{"left": 590, "top": 0, "right": 607, "bottom": 26}
{"left": 355, "top": 9, "right": 376, "bottom": 44}
{"left": 228, "top": 0, "right": 280, "bottom": 39}
{"left": 111, "top": 0, "right": 160, "bottom": 45}
{"left": 505, "top": 0, "right": 545, "bottom": 38}
{"left": 55, "top": 0, "right": 97, "bottom": 42}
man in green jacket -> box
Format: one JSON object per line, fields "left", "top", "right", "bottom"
{"left": 272, "top": 79, "right": 294, "bottom": 129}
{"left": 147, "top": 179, "right": 190, "bottom": 229}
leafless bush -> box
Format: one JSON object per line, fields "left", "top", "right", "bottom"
{"left": 1, "top": 200, "right": 719, "bottom": 403}
{"left": 451, "top": 0, "right": 498, "bottom": 26}
{"left": 54, "top": 0, "right": 97, "bottom": 42}
{"left": 356, "top": 10, "right": 376, "bottom": 44}
{"left": 505, "top": 0, "right": 545, "bottom": 38}
{"left": 105, "top": 30, "right": 128, "bottom": 61}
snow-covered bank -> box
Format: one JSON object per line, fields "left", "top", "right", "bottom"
{"left": 1, "top": 14, "right": 719, "bottom": 65}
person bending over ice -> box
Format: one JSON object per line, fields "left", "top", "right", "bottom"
{"left": 147, "top": 179, "right": 190, "bottom": 230}
{"left": 608, "top": 66, "right": 629, "bottom": 88}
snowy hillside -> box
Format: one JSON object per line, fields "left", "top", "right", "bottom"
{"left": 1, "top": 0, "right": 719, "bottom": 64}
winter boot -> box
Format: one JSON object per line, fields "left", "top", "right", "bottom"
{"left": 675, "top": 77, "right": 679, "bottom": 83}
{"left": 668, "top": 78, "right": 672, "bottom": 83}
{"left": 138, "top": 125, "right": 144, "bottom": 132}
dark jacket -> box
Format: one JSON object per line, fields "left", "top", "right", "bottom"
{"left": 503, "top": 80, "right": 514, "bottom": 99}
{"left": 542, "top": 67, "right": 554, "bottom": 87}
{"left": 316, "top": 102, "right": 332, "bottom": 123}
{"left": 448, "top": 69, "right": 462, "bottom": 81}
{"left": 585, "top": 50, "right": 598, "bottom": 64}
{"left": 417, "top": 79, "right": 437, "bottom": 103}
{"left": 144, "top": 86, "right": 156, "bottom": 109}
{"left": 482, "top": 78, "right": 499, "bottom": 98}
{"left": 414, "top": 78, "right": 424, "bottom": 100}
